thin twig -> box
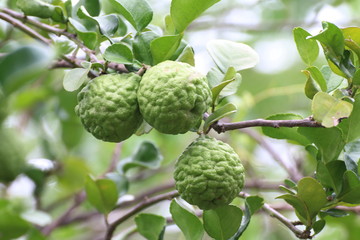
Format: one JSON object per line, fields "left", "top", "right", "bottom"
{"left": 0, "top": 12, "right": 51, "bottom": 44}
{"left": 105, "top": 190, "right": 179, "bottom": 240}
{"left": 211, "top": 118, "right": 323, "bottom": 134}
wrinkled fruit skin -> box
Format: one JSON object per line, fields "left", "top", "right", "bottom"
{"left": 75, "top": 73, "right": 143, "bottom": 142}
{"left": 138, "top": 61, "right": 212, "bottom": 134}
{"left": 0, "top": 128, "right": 25, "bottom": 183}
{"left": 174, "top": 136, "right": 245, "bottom": 210}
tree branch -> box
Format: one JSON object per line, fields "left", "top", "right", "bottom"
{"left": 211, "top": 118, "right": 323, "bottom": 134}
{"left": 105, "top": 190, "right": 179, "bottom": 240}
{"left": 0, "top": 12, "right": 51, "bottom": 44}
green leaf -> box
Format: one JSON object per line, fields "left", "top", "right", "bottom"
{"left": 119, "top": 141, "right": 163, "bottom": 173}
{"left": 83, "top": 0, "right": 100, "bottom": 16}
{"left": 135, "top": 214, "right": 166, "bottom": 240}
{"left": 293, "top": 27, "right": 319, "bottom": 65}
{"left": 302, "top": 66, "right": 327, "bottom": 99}
{"left": 78, "top": 7, "right": 120, "bottom": 36}
{"left": 0, "top": 45, "right": 54, "bottom": 94}
{"left": 207, "top": 67, "right": 242, "bottom": 100}
{"left": 313, "top": 219, "right": 326, "bottom": 234}
{"left": 340, "top": 94, "right": 360, "bottom": 142}
{"left": 277, "top": 194, "right": 308, "bottom": 224}
{"left": 344, "top": 140, "right": 360, "bottom": 174}
{"left": 262, "top": 113, "right": 311, "bottom": 146}
{"left": 133, "top": 31, "right": 159, "bottom": 65}
{"left": 310, "top": 22, "right": 345, "bottom": 63}
{"left": 353, "top": 69, "right": 360, "bottom": 86}
{"left": 320, "top": 208, "right": 349, "bottom": 218}
{"left": 203, "top": 205, "right": 243, "bottom": 240}
{"left": 17, "top": 0, "right": 65, "bottom": 22}
{"left": 203, "top": 103, "right": 237, "bottom": 132}
{"left": 170, "top": 200, "right": 204, "bottom": 240}
{"left": 108, "top": 0, "right": 153, "bottom": 32}
{"left": 103, "top": 43, "right": 133, "bottom": 64}
{"left": 342, "top": 27, "right": 360, "bottom": 60}
{"left": 63, "top": 68, "right": 89, "bottom": 92}
{"left": 207, "top": 39, "right": 259, "bottom": 73}
{"left": 150, "top": 35, "right": 183, "bottom": 64}
{"left": 298, "top": 127, "right": 345, "bottom": 163}
{"left": 176, "top": 45, "right": 195, "bottom": 66}
{"left": 316, "top": 160, "right": 346, "bottom": 194}
{"left": 68, "top": 18, "right": 98, "bottom": 49}
{"left": 164, "top": 14, "right": 176, "bottom": 35}
{"left": 0, "top": 208, "right": 30, "bottom": 240}
{"left": 320, "top": 65, "right": 344, "bottom": 92}
{"left": 297, "top": 177, "right": 328, "bottom": 221}
{"left": 170, "top": 0, "right": 220, "bottom": 33}
{"left": 312, "top": 92, "right": 353, "bottom": 128}
{"left": 229, "top": 196, "right": 264, "bottom": 240}
{"left": 105, "top": 172, "right": 129, "bottom": 196}
{"left": 338, "top": 171, "right": 360, "bottom": 204}
{"left": 85, "top": 176, "right": 119, "bottom": 214}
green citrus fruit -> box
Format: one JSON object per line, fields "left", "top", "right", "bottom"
{"left": 75, "top": 73, "right": 143, "bottom": 142}
{"left": 137, "top": 61, "right": 212, "bottom": 134}
{"left": 0, "top": 128, "right": 26, "bottom": 183}
{"left": 174, "top": 136, "right": 245, "bottom": 210}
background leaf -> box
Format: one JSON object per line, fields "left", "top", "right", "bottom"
{"left": 203, "top": 103, "right": 237, "bottom": 132}
{"left": 103, "top": 43, "right": 133, "bottom": 64}
{"left": 170, "top": 0, "right": 220, "bottom": 33}
{"left": 63, "top": 68, "right": 89, "bottom": 92}
{"left": 207, "top": 39, "right": 259, "bottom": 73}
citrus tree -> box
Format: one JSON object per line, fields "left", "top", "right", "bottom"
{"left": 1, "top": 0, "right": 360, "bottom": 239}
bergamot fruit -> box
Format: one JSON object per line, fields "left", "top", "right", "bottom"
{"left": 137, "top": 61, "right": 212, "bottom": 134}
{"left": 75, "top": 73, "right": 143, "bottom": 142}
{"left": 174, "top": 136, "right": 245, "bottom": 210}
{"left": 0, "top": 128, "right": 26, "bottom": 183}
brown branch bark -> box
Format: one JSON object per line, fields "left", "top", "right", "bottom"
{"left": 211, "top": 118, "right": 323, "bottom": 134}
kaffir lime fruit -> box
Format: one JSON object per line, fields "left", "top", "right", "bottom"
{"left": 75, "top": 73, "right": 143, "bottom": 142}
{"left": 0, "top": 128, "right": 26, "bottom": 183}
{"left": 137, "top": 61, "right": 212, "bottom": 134}
{"left": 174, "top": 136, "right": 245, "bottom": 210}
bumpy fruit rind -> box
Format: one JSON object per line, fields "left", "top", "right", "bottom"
{"left": 0, "top": 128, "right": 26, "bottom": 183}
{"left": 174, "top": 136, "right": 245, "bottom": 210}
{"left": 75, "top": 73, "right": 143, "bottom": 142}
{"left": 137, "top": 61, "right": 212, "bottom": 134}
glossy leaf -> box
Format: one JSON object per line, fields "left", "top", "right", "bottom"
{"left": 207, "top": 67, "right": 242, "bottom": 100}
{"left": 310, "top": 22, "right": 345, "bottom": 62}
{"left": 133, "top": 31, "right": 159, "bottom": 65}
{"left": 119, "top": 141, "right": 163, "bottom": 173}
{"left": 203, "top": 103, "right": 237, "bottom": 132}
{"left": 320, "top": 208, "right": 349, "bottom": 218}
{"left": 150, "top": 35, "right": 183, "bottom": 64}
{"left": 338, "top": 171, "right": 360, "bottom": 204}
{"left": 63, "top": 68, "right": 89, "bottom": 92}
{"left": 320, "top": 65, "right": 344, "bottom": 92}
{"left": 339, "top": 94, "right": 360, "bottom": 142}
{"left": 85, "top": 176, "right": 119, "bottom": 214}
{"left": 313, "top": 219, "right": 326, "bottom": 234}
{"left": 203, "top": 205, "right": 243, "bottom": 240}
{"left": 312, "top": 92, "right": 353, "bottom": 128}
{"left": 17, "top": 0, "right": 65, "bottom": 22}
{"left": 170, "top": 200, "right": 204, "bottom": 240}
{"left": 105, "top": 172, "right": 129, "bottom": 196}
{"left": 108, "top": 0, "right": 153, "bottom": 32}
{"left": 0, "top": 45, "right": 54, "bottom": 94}
{"left": 342, "top": 27, "right": 360, "bottom": 60}
{"left": 297, "top": 177, "right": 327, "bottom": 221}
{"left": 298, "top": 127, "right": 345, "bottom": 163}
{"left": 176, "top": 45, "right": 195, "bottom": 66}
{"left": 303, "top": 66, "right": 327, "bottom": 99}
{"left": 316, "top": 160, "right": 346, "bottom": 194}
{"left": 68, "top": 18, "right": 98, "bottom": 49}
{"left": 262, "top": 113, "right": 311, "bottom": 146}
{"left": 293, "top": 27, "right": 319, "bottom": 65}
{"left": 135, "top": 214, "right": 166, "bottom": 240}
{"left": 277, "top": 194, "right": 308, "bottom": 224}
{"left": 344, "top": 140, "right": 360, "bottom": 174}
{"left": 164, "top": 14, "right": 176, "bottom": 35}
{"left": 207, "top": 39, "right": 259, "bottom": 73}
{"left": 103, "top": 43, "right": 133, "bottom": 64}
{"left": 170, "top": 0, "right": 220, "bottom": 33}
